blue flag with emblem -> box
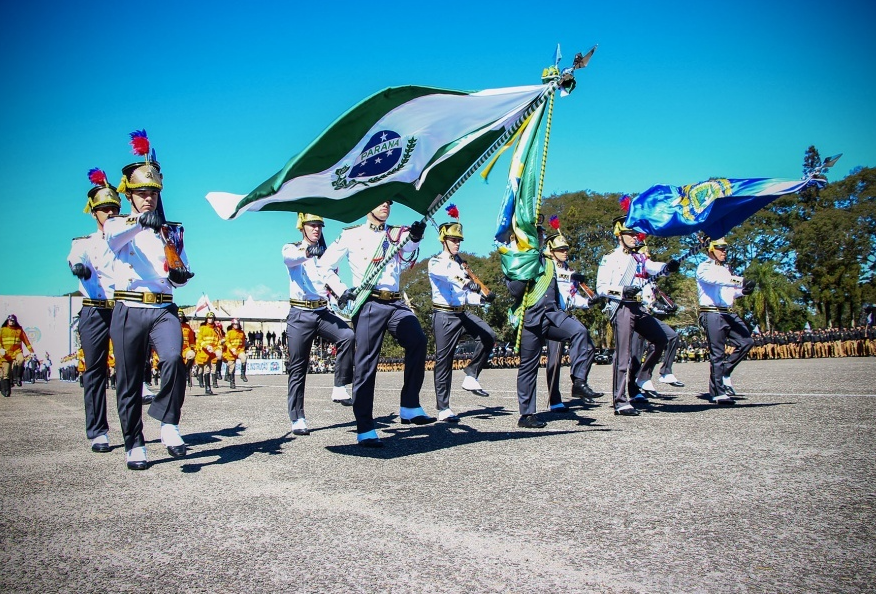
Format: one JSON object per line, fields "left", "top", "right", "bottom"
{"left": 625, "top": 176, "right": 828, "bottom": 238}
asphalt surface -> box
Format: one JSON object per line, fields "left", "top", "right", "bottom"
{"left": 1, "top": 357, "right": 875, "bottom": 593}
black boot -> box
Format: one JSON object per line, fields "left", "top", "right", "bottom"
{"left": 197, "top": 369, "right": 204, "bottom": 388}
{"left": 229, "top": 371, "right": 236, "bottom": 389}
{"left": 13, "top": 366, "right": 22, "bottom": 387}
{"left": 110, "top": 375, "right": 116, "bottom": 390}
{"left": 212, "top": 369, "right": 219, "bottom": 388}
{"left": 224, "top": 367, "right": 231, "bottom": 382}
{"left": 186, "top": 362, "right": 193, "bottom": 387}
{"left": 205, "top": 382, "right": 214, "bottom": 395}
{"left": 572, "top": 378, "right": 602, "bottom": 403}
{"left": 1, "top": 379, "right": 9, "bottom": 397}
{"left": 240, "top": 363, "right": 248, "bottom": 382}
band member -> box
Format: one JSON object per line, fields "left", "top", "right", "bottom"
{"left": 542, "top": 217, "right": 601, "bottom": 411}
{"left": 67, "top": 168, "right": 121, "bottom": 451}
{"left": 179, "top": 311, "right": 196, "bottom": 387}
{"left": 322, "top": 201, "right": 435, "bottom": 447}
{"left": 505, "top": 224, "right": 600, "bottom": 428}
{"left": 282, "top": 213, "right": 354, "bottom": 436}
{"left": 696, "top": 238, "right": 755, "bottom": 404}
{"left": 223, "top": 318, "right": 247, "bottom": 389}
{"left": 428, "top": 206, "right": 497, "bottom": 423}
{"left": 596, "top": 203, "right": 680, "bottom": 416}
{"left": 1, "top": 314, "right": 37, "bottom": 397}
{"left": 104, "top": 130, "right": 194, "bottom": 470}
{"left": 195, "top": 312, "right": 221, "bottom": 395}
{"left": 212, "top": 320, "right": 225, "bottom": 388}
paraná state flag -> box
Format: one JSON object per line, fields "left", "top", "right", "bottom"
{"left": 206, "top": 84, "right": 549, "bottom": 222}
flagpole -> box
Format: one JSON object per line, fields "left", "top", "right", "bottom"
{"left": 344, "top": 78, "right": 567, "bottom": 317}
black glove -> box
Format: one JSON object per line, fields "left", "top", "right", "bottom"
{"left": 482, "top": 291, "right": 497, "bottom": 303}
{"left": 168, "top": 268, "right": 195, "bottom": 285}
{"left": 306, "top": 243, "right": 325, "bottom": 258}
{"left": 465, "top": 281, "right": 480, "bottom": 292}
{"left": 742, "top": 279, "right": 756, "bottom": 295}
{"left": 71, "top": 263, "right": 91, "bottom": 280}
{"left": 138, "top": 210, "right": 164, "bottom": 231}
{"left": 664, "top": 259, "right": 681, "bottom": 273}
{"left": 408, "top": 220, "right": 426, "bottom": 242}
{"left": 622, "top": 286, "right": 642, "bottom": 299}
{"left": 570, "top": 272, "right": 587, "bottom": 283}
{"left": 587, "top": 294, "right": 605, "bottom": 307}
{"left": 337, "top": 288, "right": 357, "bottom": 309}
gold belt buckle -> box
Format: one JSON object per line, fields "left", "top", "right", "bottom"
{"left": 377, "top": 290, "right": 392, "bottom": 300}
{"left": 143, "top": 292, "right": 157, "bottom": 304}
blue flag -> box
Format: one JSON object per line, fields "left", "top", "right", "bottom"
{"left": 625, "top": 176, "right": 826, "bottom": 238}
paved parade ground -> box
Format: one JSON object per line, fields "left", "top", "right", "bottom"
{"left": 1, "top": 357, "right": 875, "bottom": 593}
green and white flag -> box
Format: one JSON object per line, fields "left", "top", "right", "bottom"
{"left": 206, "top": 84, "right": 549, "bottom": 222}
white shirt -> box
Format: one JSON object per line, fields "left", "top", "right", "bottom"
{"left": 67, "top": 232, "right": 116, "bottom": 300}
{"left": 320, "top": 222, "right": 420, "bottom": 292}
{"left": 103, "top": 216, "right": 190, "bottom": 307}
{"left": 282, "top": 241, "right": 343, "bottom": 302}
{"left": 554, "top": 262, "right": 591, "bottom": 310}
{"left": 428, "top": 252, "right": 482, "bottom": 307}
{"left": 596, "top": 246, "right": 666, "bottom": 301}
{"left": 696, "top": 259, "right": 743, "bottom": 308}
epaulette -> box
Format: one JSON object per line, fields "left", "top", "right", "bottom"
{"left": 71, "top": 235, "right": 90, "bottom": 241}
{"left": 164, "top": 221, "right": 182, "bottom": 226}
{"left": 342, "top": 224, "right": 359, "bottom": 231}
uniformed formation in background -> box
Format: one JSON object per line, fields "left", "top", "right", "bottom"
{"left": 3, "top": 133, "right": 872, "bottom": 469}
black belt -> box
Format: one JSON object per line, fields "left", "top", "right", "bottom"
{"left": 289, "top": 298, "right": 328, "bottom": 309}
{"left": 432, "top": 303, "right": 465, "bottom": 313}
{"left": 700, "top": 306, "right": 730, "bottom": 314}
{"left": 371, "top": 290, "right": 402, "bottom": 301}
{"left": 113, "top": 291, "right": 174, "bottom": 304}
{"left": 82, "top": 298, "right": 115, "bottom": 309}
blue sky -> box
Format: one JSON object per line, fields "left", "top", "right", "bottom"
{"left": 2, "top": 0, "right": 874, "bottom": 304}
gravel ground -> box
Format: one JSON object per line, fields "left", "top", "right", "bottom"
{"left": 1, "top": 357, "right": 875, "bottom": 593}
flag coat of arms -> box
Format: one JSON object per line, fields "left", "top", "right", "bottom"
{"left": 207, "top": 84, "right": 548, "bottom": 222}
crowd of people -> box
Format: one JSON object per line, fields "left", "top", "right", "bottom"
{"left": 5, "top": 129, "right": 867, "bottom": 471}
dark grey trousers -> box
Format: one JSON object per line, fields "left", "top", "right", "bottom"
{"left": 285, "top": 307, "right": 354, "bottom": 422}
{"left": 612, "top": 303, "right": 668, "bottom": 408}
{"left": 699, "top": 311, "right": 754, "bottom": 397}
{"left": 630, "top": 318, "right": 679, "bottom": 383}
{"left": 78, "top": 306, "right": 112, "bottom": 439}
{"left": 351, "top": 299, "right": 426, "bottom": 434}
{"left": 110, "top": 303, "right": 185, "bottom": 451}
{"left": 432, "top": 310, "right": 496, "bottom": 411}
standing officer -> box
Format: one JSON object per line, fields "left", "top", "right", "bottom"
{"left": 596, "top": 211, "right": 680, "bottom": 416}
{"left": 104, "top": 130, "right": 194, "bottom": 470}
{"left": 194, "top": 312, "right": 221, "bottom": 395}
{"left": 0, "top": 315, "right": 37, "bottom": 397}
{"left": 428, "top": 209, "right": 497, "bottom": 423}
{"left": 695, "top": 238, "right": 755, "bottom": 404}
{"left": 281, "top": 213, "right": 354, "bottom": 436}
{"left": 67, "top": 168, "right": 121, "bottom": 452}
{"left": 179, "top": 311, "right": 196, "bottom": 387}
{"left": 542, "top": 218, "right": 601, "bottom": 411}
{"left": 321, "top": 201, "right": 434, "bottom": 447}
{"left": 223, "top": 319, "right": 247, "bottom": 389}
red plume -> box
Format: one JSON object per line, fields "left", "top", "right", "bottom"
{"left": 619, "top": 194, "right": 631, "bottom": 213}
{"left": 129, "top": 129, "right": 150, "bottom": 156}
{"left": 549, "top": 215, "right": 560, "bottom": 230}
{"left": 88, "top": 168, "right": 108, "bottom": 187}
{"left": 445, "top": 203, "right": 459, "bottom": 219}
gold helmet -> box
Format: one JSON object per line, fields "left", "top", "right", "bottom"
{"left": 439, "top": 203, "right": 464, "bottom": 242}
{"left": 205, "top": 312, "right": 216, "bottom": 320}
{"left": 708, "top": 238, "right": 729, "bottom": 255}
{"left": 297, "top": 213, "right": 324, "bottom": 230}
{"left": 117, "top": 130, "right": 163, "bottom": 194}
{"left": 84, "top": 168, "right": 121, "bottom": 213}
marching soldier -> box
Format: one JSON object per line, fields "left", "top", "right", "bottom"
{"left": 195, "top": 312, "right": 221, "bottom": 395}
{"left": 595, "top": 209, "right": 680, "bottom": 416}
{"left": 179, "top": 311, "right": 196, "bottom": 387}
{"left": 223, "top": 318, "right": 247, "bottom": 389}
{"left": 695, "top": 238, "right": 755, "bottom": 404}
{"left": 67, "top": 168, "right": 121, "bottom": 451}
{"left": 541, "top": 218, "right": 602, "bottom": 411}
{"left": 428, "top": 208, "right": 497, "bottom": 423}
{"left": 104, "top": 130, "right": 194, "bottom": 470}
{"left": 0, "top": 315, "right": 37, "bottom": 397}
{"left": 281, "top": 213, "right": 354, "bottom": 436}
{"left": 322, "top": 201, "right": 435, "bottom": 447}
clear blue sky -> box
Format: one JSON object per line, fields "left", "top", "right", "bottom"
{"left": 2, "top": 0, "right": 874, "bottom": 304}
